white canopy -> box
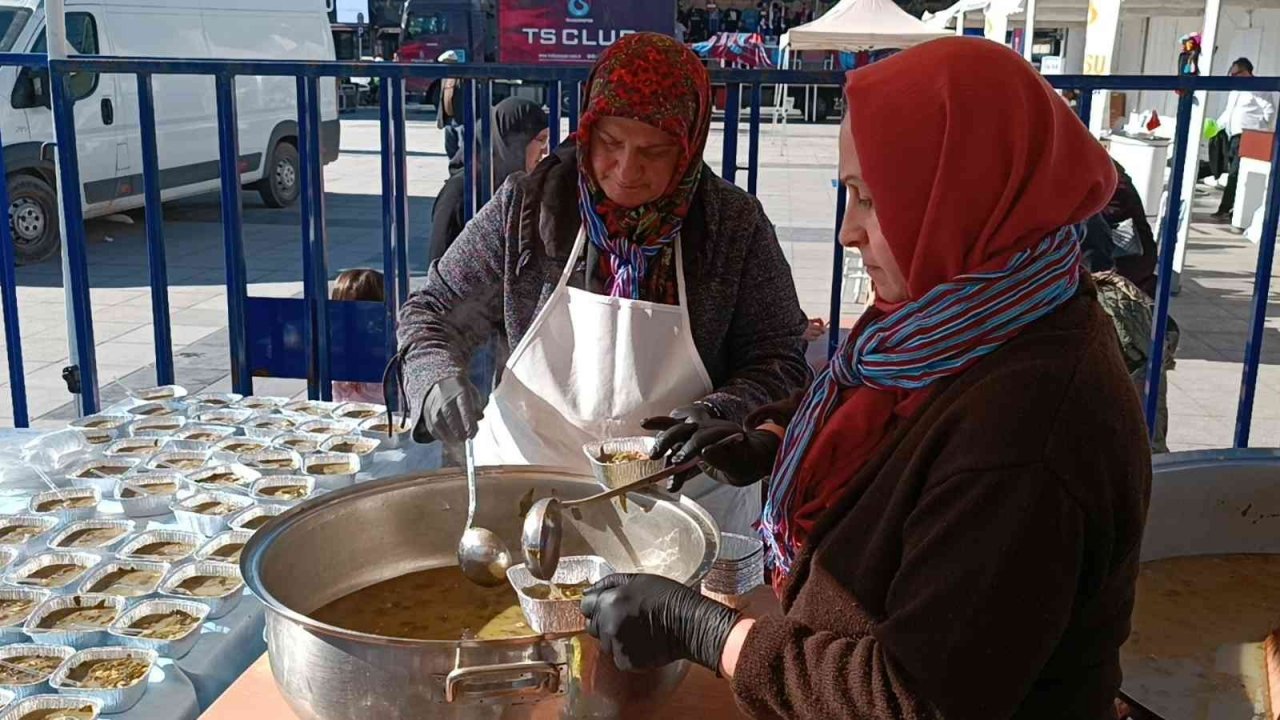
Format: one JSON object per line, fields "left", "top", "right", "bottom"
{"left": 783, "top": 0, "right": 952, "bottom": 52}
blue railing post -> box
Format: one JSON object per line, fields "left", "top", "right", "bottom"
{"left": 1143, "top": 91, "right": 1196, "bottom": 438}
{"left": 390, "top": 76, "right": 409, "bottom": 302}
{"left": 568, "top": 81, "right": 581, "bottom": 134}
{"left": 477, "top": 79, "right": 493, "bottom": 205}
{"left": 723, "top": 83, "right": 741, "bottom": 185}
{"left": 1077, "top": 88, "right": 1094, "bottom": 127}
{"left": 0, "top": 126, "right": 28, "bottom": 426}
{"left": 827, "top": 185, "right": 848, "bottom": 359}
{"left": 215, "top": 74, "right": 252, "bottom": 395}
{"left": 462, "top": 79, "right": 477, "bottom": 223}
{"left": 1234, "top": 131, "right": 1280, "bottom": 447}
{"left": 295, "top": 77, "right": 317, "bottom": 399}
{"left": 297, "top": 76, "right": 332, "bottom": 401}
{"left": 548, "top": 81, "right": 562, "bottom": 150}
{"left": 748, "top": 83, "right": 762, "bottom": 197}
{"left": 50, "top": 67, "right": 99, "bottom": 415}
{"left": 378, "top": 77, "right": 401, "bottom": 410}
{"left": 136, "top": 74, "right": 174, "bottom": 387}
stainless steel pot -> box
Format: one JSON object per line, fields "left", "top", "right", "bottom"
{"left": 1121, "top": 448, "right": 1280, "bottom": 719}
{"left": 242, "top": 465, "right": 721, "bottom": 719}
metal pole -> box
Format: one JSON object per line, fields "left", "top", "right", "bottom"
{"left": 568, "top": 81, "right": 581, "bottom": 134}
{"left": 390, "top": 76, "right": 409, "bottom": 302}
{"left": 548, "top": 81, "right": 562, "bottom": 150}
{"left": 1233, "top": 131, "right": 1280, "bottom": 447}
{"left": 1077, "top": 88, "right": 1094, "bottom": 128}
{"left": 1023, "top": 0, "right": 1037, "bottom": 62}
{"left": 1143, "top": 91, "right": 1195, "bottom": 437}
{"left": 722, "top": 83, "right": 741, "bottom": 185}
{"left": 0, "top": 128, "right": 28, "bottom": 426}
{"left": 378, "top": 76, "right": 400, "bottom": 410}
{"left": 137, "top": 74, "right": 174, "bottom": 386}
{"left": 215, "top": 74, "right": 251, "bottom": 395}
{"left": 827, "top": 186, "right": 847, "bottom": 359}
{"left": 461, "top": 79, "right": 476, "bottom": 223}
{"left": 49, "top": 0, "right": 99, "bottom": 415}
{"left": 748, "top": 83, "right": 761, "bottom": 196}
{"left": 477, "top": 79, "right": 492, "bottom": 205}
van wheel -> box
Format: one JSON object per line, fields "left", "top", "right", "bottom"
{"left": 257, "top": 141, "right": 301, "bottom": 209}
{"left": 8, "top": 174, "right": 60, "bottom": 265}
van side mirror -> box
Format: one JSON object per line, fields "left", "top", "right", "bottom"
{"left": 11, "top": 68, "right": 50, "bottom": 110}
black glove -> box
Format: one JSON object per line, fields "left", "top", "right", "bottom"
{"left": 580, "top": 573, "right": 742, "bottom": 673}
{"left": 417, "top": 376, "right": 481, "bottom": 444}
{"left": 642, "top": 406, "right": 779, "bottom": 491}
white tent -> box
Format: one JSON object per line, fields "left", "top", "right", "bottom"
{"left": 783, "top": 0, "right": 953, "bottom": 52}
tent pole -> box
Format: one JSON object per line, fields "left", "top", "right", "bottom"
{"left": 1023, "top": 0, "right": 1037, "bottom": 61}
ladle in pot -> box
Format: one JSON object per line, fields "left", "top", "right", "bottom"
{"left": 521, "top": 458, "right": 700, "bottom": 581}
{"left": 456, "top": 439, "right": 513, "bottom": 587}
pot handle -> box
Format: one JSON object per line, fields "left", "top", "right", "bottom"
{"left": 444, "top": 660, "right": 565, "bottom": 703}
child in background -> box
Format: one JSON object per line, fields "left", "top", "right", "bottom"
{"left": 332, "top": 269, "right": 386, "bottom": 404}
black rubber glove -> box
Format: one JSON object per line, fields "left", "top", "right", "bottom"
{"left": 580, "top": 573, "right": 742, "bottom": 673}
{"left": 417, "top": 376, "right": 481, "bottom": 444}
{"left": 643, "top": 407, "right": 779, "bottom": 491}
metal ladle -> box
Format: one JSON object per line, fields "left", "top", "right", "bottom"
{"left": 521, "top": 458, "right": 699, "bottom": 581}
{"left": 455, "top": 439, "right": 512, "bottom": 587}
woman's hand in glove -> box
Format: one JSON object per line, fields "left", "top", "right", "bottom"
{"left": 642, "top": 414, "right": 781, "bottom": 491}
{"left": 417, "top": 376, "right": 481, "bottom": 444}
{"left": 580, "top": 573, "right": 742, "bottom": 673}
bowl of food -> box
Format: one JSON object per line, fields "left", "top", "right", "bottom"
{"left": 4, "top": 553, "right": 102, "bottom": 595}
{"left": 506, "top": 556, "right": 615, "bottom": 635}
{"left": 22, "top": 594, "right": 123, "bottom": 649}
{"left": 143, "top": 451, "right": 209, "bottom": 473}
{"left": 132, "top": 385, "right": 187, "bottom": 403}
{"left": 63, "top": 460, "right": 140, "bottom": 496}
{"left": 108, "top": 599, "right": 209, "bottom": 659}
{"left": 238, "top": 449, "right": 302, "bottom": 477}
{"left": 158, "top": 562, "right": 243, "bottom": 619}
{"left": 112, "top": 474, "right": 184, "bottom": 519}
{"left": 76, "top": 561, "right": 169, "bottom": 602}
{"left": 358, "top": 415, "right": 413, "bottom": 450}
{"left": 28, "top": 489, "right": 100, "bottom": 525}
{"left": 126, "top": 415, "right": 186, "bottom": 438}
{"left": 100, "top": 438, "right": 165, "bottom": 459}
{"left": 228, "top": 504, "right": 287, "bottom": 534}
{"left": 0, "top": 590, "right": 51, "bottom": 644}
{"left": 193, "top": 531, "right": 253, "bottom": 565}
{"left": 184, "top": 465, "right": 259, "bottom": 495}
{"left": 114, "top": 530, "right": 201, "bottom": 565}
{"left": 301, "top": 452, "right": 359, "bottom": 491}
{"left": 249, "top": 477, "right": 316, "bottom": 506}
{"left": 268, "top": 432, "right": 324, "bottom": 455}
{"left": 49, "top": 647, "right": 156, "bottom": 714}
{"left": 170, "top": 492, "right": 253, "bottom": 536}
{"left": 332, "top": 402, "right": 386, "bottom": 423}
{"left": 583, "top": 437, "right": 665, "bottom": 491}
{"left": 0, "top": 694, "right": 102, "bottom": 720}
{"left": 0, "top": 644, "right": 75, "bottom": 700}
{"left": 242, "top": 414, "right": 300, "bottom": 440}
{"left": 0, "top": 517, "right": 61, "bottom": 561}
{"left": 46, "top": 521, "right": 135, "bottom": 554}
{"left": 170, "top": 424, "right": 238, "bottom": 445}
{"left": 67, "top": 416, "right": 130, "bottom": 443}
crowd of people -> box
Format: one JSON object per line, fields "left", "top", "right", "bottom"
{"left": 367, "top": 32, "right": 1170, "bottom": 719}
{"left": 677, "top": 1, "right": 822, "bottom": 44}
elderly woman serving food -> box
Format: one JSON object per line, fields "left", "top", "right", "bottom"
{"left": 582, "top": 38, "right": 1152, "bottom": 719}
{"left": 394, "top": 32, "right": 810, "bottom": 534}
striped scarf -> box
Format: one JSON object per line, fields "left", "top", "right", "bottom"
{"left": 577, "top": 174, "right": 682, "bottom": 300}
{"left": 760, "top": 225, "right": 1085, "bottom": 575}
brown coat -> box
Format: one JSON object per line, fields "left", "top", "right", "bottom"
{"left": 731, "top": 283, "right": 1152, "bottom": 720}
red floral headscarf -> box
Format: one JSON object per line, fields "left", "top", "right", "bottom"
{"left": 575, "top": 33, "right": 712, "bottom": 301}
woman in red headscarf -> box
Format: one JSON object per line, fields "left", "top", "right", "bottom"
{"left": 396, "top": 33, "right": 809, "bottom": 535}
{"left": 583, "top": 38, "right": 1151, "bottom": 719}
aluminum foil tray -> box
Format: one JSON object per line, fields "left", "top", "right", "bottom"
{"left": 109, "top": 598, "right": 209, "bottom": 659}
{"left": 113, "top": 473, "right": 184, "bottom": 519}
{"left": 233, "top": 396, "right": 287, "bottom": 412}
{"left": 300, "top": 452, "right": 360, "bottom": 491}
{"left": 0, "top": 515, "right": 61, "bottom": 561}
{"left": 29, "top": 488, "right": 101, "bottom": 524}
{"left": 358, "top": 416, "right": 412, "bottom": 450}
{"left": 237, "top": 448, "right": 302, "bottom": 476}
{"left": 318, "top": 434, "right": 379, "bottom": 459}
{"left": 268, "top": 432, "right": 325, "bottom": 455}
{"left": 0, "top": 644, "right": 77, "bottom": 701}
{"left": 227, "top": 504, "right": 286, "bottom": 534}
{"left": 171, "top": 424, "right": 239, "bottom": 445}
{"left": 242, "top": 414, "right": 302, "bottom": 440}
{"left": 249, "top": 477, "right": 316, "bottom": 506}
{"left": 193, "top": 531, "right": 253, "bottom": 565}
{"left": 132, "top": 385, "right": 187, "bottom": 403}
{"left": 76, "top": 560, "right": 170, "bottom": 603}
{"left": 507, "top": 556, "right": 614, "bottom": 635}
{"left": 144, "top": 451, "right": 210, "bottom": 474}
{"left": 4, "top": 552, "right": 103, "bottom": 595}
{"left": 127, "top": 415, "right": 186, "bottom": 438}
{"left": 158, "top": 561, "right": 243, "bottom": 619}
{"left": 22, "top": 593, "right": 124, "bottom": 649}
{"left": 115, "top": 530, "right": 202, "bottom": 564}
{"left": 171, "top": 492, "right": 253, "bottom": 537}
{"left": 583, "top": 437, "right": 665, "bottom": 491}
{"left": 46, "top": 520, "right": 135, "bottom": 554}
{"left": 0, "top": 694, "right": 103, "bottom": 720}
{"left": 64, "top": 459, "right": 140, "bottom": 495}
{"left": 49, "top": 646, "right": 156, "bottom": 714}
{"left": 0, "top": 589, "right": 51, "bottom": 644}
{"left": 331, "top": 402, "right": 386, "bottom": 423}
{"left": 184, "top": 464, "right": 259, "bottom": 495}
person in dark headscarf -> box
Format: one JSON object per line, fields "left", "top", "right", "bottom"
{"left": 428, "top": 97, "right": 550, "bottom": 265}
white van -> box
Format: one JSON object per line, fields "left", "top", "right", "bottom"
{"left": 0, "top": 0, "right": 340, "bottom": 264}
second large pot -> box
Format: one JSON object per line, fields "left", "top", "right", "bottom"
{"left": 242, "top": 465, "right": 721, "bottom": 719}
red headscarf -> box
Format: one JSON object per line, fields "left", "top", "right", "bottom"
{"left": 575, "top": 33, "right": 712, "bottom": 302}
{"left": 778, "top": 38, "right": 1116, "bottom": 577}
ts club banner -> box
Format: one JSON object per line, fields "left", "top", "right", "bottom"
{"left": 499, "top": 0, "right": 676, "bottom": 65}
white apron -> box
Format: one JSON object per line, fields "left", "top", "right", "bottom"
{"left": 471, "top": 229, "right": 761, "bottom": 535}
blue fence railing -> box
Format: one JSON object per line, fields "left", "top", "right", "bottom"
{"left": 0, "top": 53, "right": 1277, "bottom": 448}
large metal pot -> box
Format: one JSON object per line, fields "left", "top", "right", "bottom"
{"left": 1121, "top": 449, "right": 1280, "bottom": 718}
{"left": 242, "top": 465, "right": 720, "bottom": 719}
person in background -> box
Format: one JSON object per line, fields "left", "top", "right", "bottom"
{"left": 332, "top": 269, "right": 387, "bottom": 404}
{"left": 430, "top": 97, "right": 549, "bottom": 265}
{"left": 582, "top": 38, "right": 1150, "bottom": 719}
{"left": 1212, "top": 58, "right": 1276, "bottom": 222}
{"left": 436, "top": 51, "right": 462, "bottom": 161}
{"left": 1105, "top": 160, "right": 1158, "bottom": 297}
{"left": 394, "top": 34, "right": 810, "bottom": 535}
{"left": 707, "top": 2, "right": 722, "bottom": 35}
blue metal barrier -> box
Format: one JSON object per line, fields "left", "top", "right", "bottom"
{"left": 0, "top": 52, "right": 1276, "bottom": 450}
